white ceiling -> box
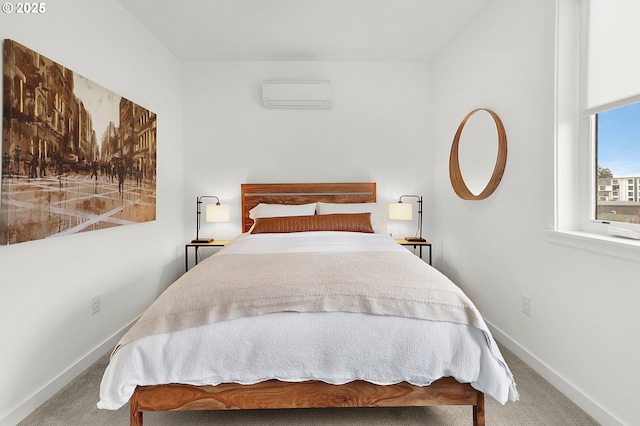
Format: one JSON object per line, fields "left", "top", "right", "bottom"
{"left": 119, "top": 0, "right": 491, "bottom": 61}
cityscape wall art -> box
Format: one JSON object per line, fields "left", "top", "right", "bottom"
{"left": 1, "top": 39, "right": 157, "bottom": 245}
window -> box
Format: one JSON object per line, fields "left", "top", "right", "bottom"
{"left": 593, "top": 102, "right": 640, "bottom": 225}
{"left": 553, "top": 0, "right": 640, "bottom": 253}
{"left": 583, "top": 0, "right": 640, "bottom": 232}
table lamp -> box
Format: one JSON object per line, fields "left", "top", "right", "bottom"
{"left": 389, "top": 194, "right": 425, "bottom": 242}
{"left": 192, "top": 195, "right": 230, "bottom": 243}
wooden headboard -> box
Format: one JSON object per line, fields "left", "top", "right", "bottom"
{"left": 241, "top": 182, "right": 377, "bottom": 233}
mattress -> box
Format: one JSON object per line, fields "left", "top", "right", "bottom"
{"left": 98, "top": 231, "right": 518, "bottom": 409}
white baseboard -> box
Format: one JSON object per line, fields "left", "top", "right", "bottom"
{"left": 1, "top": 320, "right": 135, "bottom": 426}
{"left": 487, "top": 321, "right": 624, "bottom": 426}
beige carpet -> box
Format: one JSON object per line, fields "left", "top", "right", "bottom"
{"left": 19, "top": 344, "right": 599, "bottom": 425}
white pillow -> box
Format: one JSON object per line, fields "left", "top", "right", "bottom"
{"left": 249, "top": 202, "right": 317, "bottom": 219}
{"left": 316, "top": 202, "right": 387, "bottom": 234}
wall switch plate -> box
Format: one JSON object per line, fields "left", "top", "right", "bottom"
{"left": 92, "top": 295, "right": 101, "bottom": 315}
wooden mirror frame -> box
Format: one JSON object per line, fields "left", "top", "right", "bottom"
{"left": 449, "top": 108, "right": 508, "bottom": 200}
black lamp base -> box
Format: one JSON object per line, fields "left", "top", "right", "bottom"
{"left": 191, "top": 238, "right": 214, "bottom": 243}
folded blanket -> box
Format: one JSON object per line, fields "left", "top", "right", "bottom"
{"left": 115, "top": 249, "right": 485, "bottom": 352}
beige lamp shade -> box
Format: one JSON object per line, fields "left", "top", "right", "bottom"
{"left": 206, "top": 204, "right": 230, "bottom": 222}
{"left": 388, "top": 202, "right": 412, "bottom": 221}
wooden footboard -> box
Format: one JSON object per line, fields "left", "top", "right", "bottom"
{"left": 129, "top": 378, "right": 484, "bottom": 426}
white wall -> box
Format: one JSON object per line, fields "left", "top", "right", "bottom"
{"left": 0, "top": 1, "right": 184, "bottom": 424}
{"left": 182, "top": 61, "right": 434, "bottom": 242}
{"left": 433, "top": 1, "right": 638, "bottom": 425}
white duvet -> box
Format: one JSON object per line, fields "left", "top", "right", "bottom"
{"left": 98, "top": 232, "right": 518, "bottom": 410}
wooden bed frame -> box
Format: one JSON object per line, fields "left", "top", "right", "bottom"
{"left": 128, "top": 182, "right": 486, "bottom": 426}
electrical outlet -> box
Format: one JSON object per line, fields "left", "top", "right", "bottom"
{"left": 92, "top": 295, "right": 101, "bottom": 315}
{"left": 522, "top": 294, "right": 531, "bottom": 316}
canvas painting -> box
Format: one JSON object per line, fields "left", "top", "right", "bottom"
{"left": 1, "top": 39, "right": 156, "bottom": 245}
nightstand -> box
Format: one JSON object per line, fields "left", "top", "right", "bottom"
{"left": 185, "top": 240, "right": 230, "bottom": 272}
{"left": 395, "top": 239, "right": 432, "bottom": 265}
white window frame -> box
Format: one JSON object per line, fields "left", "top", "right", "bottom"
{"left": 550, "top": 0, "right": 640, "bottom": 260}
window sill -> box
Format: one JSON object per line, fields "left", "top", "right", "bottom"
{"left": 547, "top": 230, "right": 640, "bottom": 262}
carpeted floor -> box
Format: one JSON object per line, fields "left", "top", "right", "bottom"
{"left": 19, "top": 344, "right": 599, "bottom": 425}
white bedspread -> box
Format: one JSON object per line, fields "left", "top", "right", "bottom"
{"left": 98, "top": 232, "right": 518, "bottom": 409}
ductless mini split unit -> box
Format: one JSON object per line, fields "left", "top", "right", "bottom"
{"left": 262, "top": 80, "right": 332, "bottom": 109}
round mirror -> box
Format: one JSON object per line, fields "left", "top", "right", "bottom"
{"left": 449, "top": 108, "right": 507, "bottom": 200}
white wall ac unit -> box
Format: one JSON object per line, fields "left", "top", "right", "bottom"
{"left": 262, "top": 80, "right": 332, "bottom": 109}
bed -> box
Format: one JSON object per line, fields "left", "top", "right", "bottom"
{"left": 98, "top": 182, "right": 517, "bottom": 426}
